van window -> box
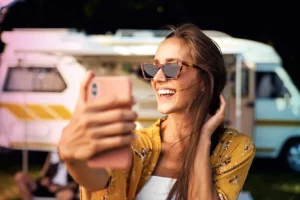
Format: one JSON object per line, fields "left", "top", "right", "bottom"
{"left": 3, "top": 67, "right": 66, "bottom": 92}
{"left": 256, "top": 72, "right": 285, "bottom": 98}
{"left": 230, "top": 70, "right": 249, "bottom": 97}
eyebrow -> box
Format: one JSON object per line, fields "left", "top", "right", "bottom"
{"left": 153, "top": 58, "right": 180, "bottom": 63}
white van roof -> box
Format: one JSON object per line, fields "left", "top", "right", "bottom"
{"left": 91, "top": 29, "right": 281, "bottom": 64}
{"left": 1, "top": 28, "right": 281, "bottom": 64}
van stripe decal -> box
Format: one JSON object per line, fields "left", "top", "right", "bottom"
{"left": 0, "top": 103, "right": 34, "bottom": 120}
{"left": 23, "top": 105, "right": 39, "bottom": 119}
{"left": 42, "top": 105, "right": 63, "bottom": 119}
{"left": 0, "top": 103, "right": 72, "bottom": 120}
{"left": 255, "top": 148, "right": 275, "bottom": 152}
{"left": 27, "top": 104, "right": 56, "bottom": 120}
{"left": 48, "top": 105, "right": 72, "bottom": 120}
{"left": 255, "top": 120, "right": 300, "bottom": 126}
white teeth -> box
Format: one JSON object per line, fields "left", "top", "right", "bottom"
{"left": 158, "top": 89, "right": 176, "bottom": 95}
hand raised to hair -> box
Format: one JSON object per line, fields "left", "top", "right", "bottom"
{"left": 200, "top": 95, "right": 226, "bottom": 140}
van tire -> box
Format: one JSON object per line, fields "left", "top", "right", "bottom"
{"left": 280, "top": 139, "right": 300, "bottom": 173}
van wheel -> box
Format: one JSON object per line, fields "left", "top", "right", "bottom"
{"left": 283, "top": 140, "right": 300, "bottom": 173}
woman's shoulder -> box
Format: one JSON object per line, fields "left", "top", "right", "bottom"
{"left": 220, "top": 128, "right": 254, "bottom": 144}
{"left": 213, "top": 128, "right": 256, "bottom": 157}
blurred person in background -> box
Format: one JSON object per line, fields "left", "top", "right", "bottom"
{"left": 58, "top": 23, "right": 255, "bottom": 200}
{"left": 15, "top": 152, "right": 79, "bottom": 200}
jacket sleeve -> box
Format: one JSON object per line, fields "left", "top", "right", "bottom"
{"left": 213, "top": 134, "right": 255, "bottom": 200}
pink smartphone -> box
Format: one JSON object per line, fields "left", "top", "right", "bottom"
{"left": 86, "top": 76, "right": 133, "bottom": 169}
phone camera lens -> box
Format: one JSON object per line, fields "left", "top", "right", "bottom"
{"left": 92, "top": 83, "right": 98, "bottom": 97}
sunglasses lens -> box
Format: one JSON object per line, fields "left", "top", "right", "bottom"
{"left": 143, "top": 64, "right": 158, "bottom": 79}
{"left": 163, "top": 63, "right": 181, "bottom": 79}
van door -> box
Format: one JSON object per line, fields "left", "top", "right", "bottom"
{"left": 254, "top": 64, "right": 300, "bottom": 157}
{"left": 224, "top": 54, "right": 254, "bottom": 138}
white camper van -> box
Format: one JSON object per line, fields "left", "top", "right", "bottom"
{"left": 0, "top": 28, "right": 299, "bottom": 173}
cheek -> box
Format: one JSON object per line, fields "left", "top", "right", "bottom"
{"left": 175, "top": 82, "right": 202, "bottom": 105}
{"left": 174, "top": 75, "right": 200, "bottom": 94}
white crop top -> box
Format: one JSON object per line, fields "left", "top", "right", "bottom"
{"left": 135, "top": 176, "right": 176, "bottom": 200}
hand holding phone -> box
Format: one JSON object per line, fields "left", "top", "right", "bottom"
{"left": 86, "top": 76, "right": 134, "bottom": 169}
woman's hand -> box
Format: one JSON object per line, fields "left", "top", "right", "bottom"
{"left": 57, "top": 71, "right": 137, "bottom": 163}
{"left": 200, "top": 95, "right": 226, "bottom": 139}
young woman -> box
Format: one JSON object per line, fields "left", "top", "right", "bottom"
{"left": 58, "top": 23, "right": 255, "bottom": 200}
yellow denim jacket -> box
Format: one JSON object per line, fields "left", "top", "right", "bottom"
{"left": 80, "top": 118, "right": 255, "bottom": 200}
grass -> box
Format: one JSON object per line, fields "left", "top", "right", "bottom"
{"left": 244, "top": 172, "right": 300, "bottom": 200}
{"left": 243, "top": 158, "right": 300, "bottom": 200}
{"left": 0, "top": 149, "right": 45, "bottom": 200}
{"left": 0, "top": 165, "right": 41, "bottom": 200}
{"left": 0, "top": 150, "right": 300, "bottom": 200}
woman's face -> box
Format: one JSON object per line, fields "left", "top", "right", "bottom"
{"left": 151, "top": 37, "right": 202, "bottom": 115}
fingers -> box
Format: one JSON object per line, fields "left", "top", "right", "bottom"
{"left": 88, "top": 122, "right": 136, "bottom": 138}
{"left": 212, "top": 94, "right": 226, "bottom": 123}
{"left": 78, "top": 70, "right": 95, "bottom": 104}
{"left": 86, "top": 96, "right": 136, "bottom": 112}
{"left": 84, "top": 109, "right": 137, "bottom": 127}
{"left": 90, "top": 133, "right": 136, "bottom": 153}
{"left": 218, "top": 94, "right": 226, "bottom": 114}
{"left": 201, "top": 95, "right": 227, "bottom": 134}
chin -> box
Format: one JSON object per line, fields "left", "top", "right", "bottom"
{"left": 157, "top": 105, "right": 171, "bottom": 114}
{"left": 157, "top": 104, "right": 178, "bottom": 115}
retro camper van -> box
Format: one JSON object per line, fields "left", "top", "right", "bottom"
{"left": 0, "top": 28, "right": 300, "bottom": 172}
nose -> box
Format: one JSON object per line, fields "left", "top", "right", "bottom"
{"left": 153, "top": 68, "right": 166, "bottom": 82}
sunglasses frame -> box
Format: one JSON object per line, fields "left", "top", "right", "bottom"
{"left": 140, "top": 59, "right": 201, "bottom": 80}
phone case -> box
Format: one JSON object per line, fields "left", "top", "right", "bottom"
{"left": 86, "top": 76, "right": 133, "bottom": 169}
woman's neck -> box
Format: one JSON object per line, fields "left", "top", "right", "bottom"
{"left": 161, "top": 113, "right": 193, "bottom": 145}
{"left": 153, "top": 113, "right": 193, "bottom": 176}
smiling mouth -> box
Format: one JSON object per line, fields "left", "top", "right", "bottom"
{"left": 157, "top": 89, "right": 176, "bottom": 97}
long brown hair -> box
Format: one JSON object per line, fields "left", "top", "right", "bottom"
{"left": 165, "top": 23, "right": 227, "bottom": 200}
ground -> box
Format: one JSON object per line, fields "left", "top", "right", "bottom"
{"left": 0, "top": 150, "right": 300, "bottom": 200}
